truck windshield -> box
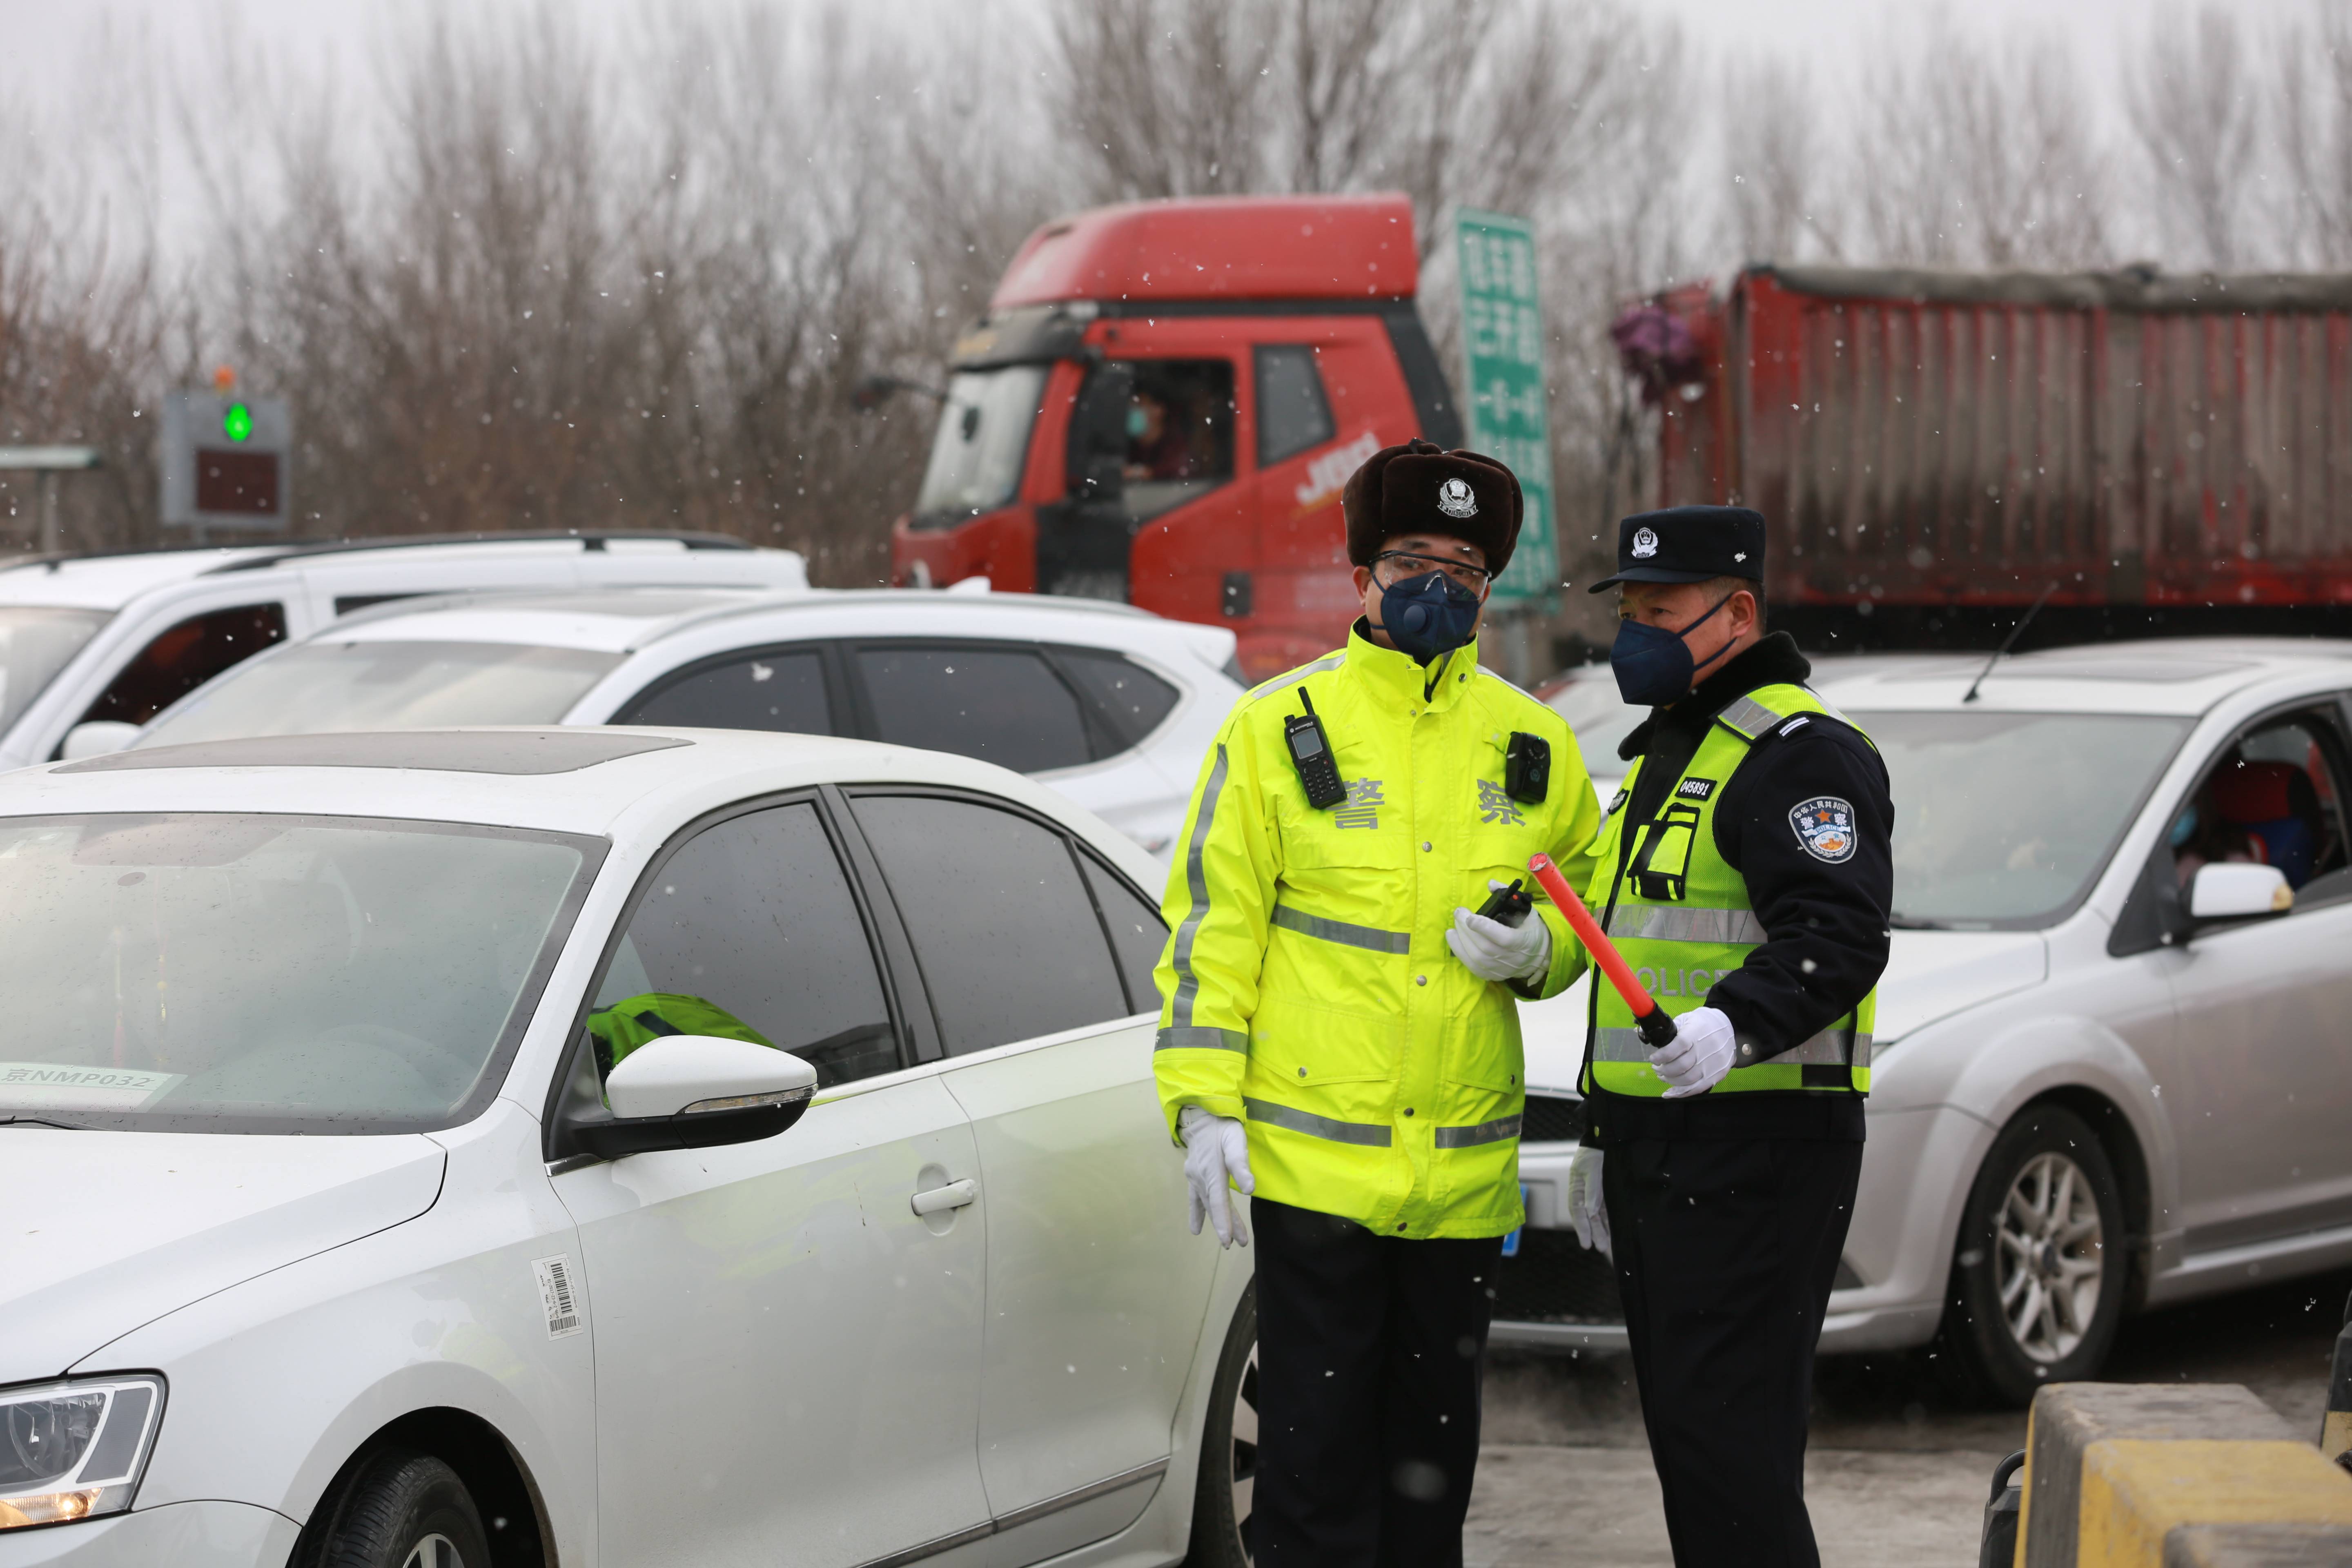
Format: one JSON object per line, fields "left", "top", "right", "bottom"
{"left": 1856, "top": 710, "right": 2189, "bottom": 928}
{"left": 135, "top": 639, "right": 622, "bottom": 748}
{"left": 0, "top": 813, "right": 597, "bottom": 1133}
{"left": 0, "top": 607, "right": 109, "bottom": 734}
{"left": 913, "top": 365, "right": 1049, "bottom": 525}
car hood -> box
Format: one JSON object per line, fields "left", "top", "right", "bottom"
{"left": 0, "top": 1129, "right": 445, "bottom": 1382}
{"left": 1514, "top": 929, "right": 2047, "bottom": 1096}
{"left": 1871, "top": 929, "right": 2047, "bottom": 1044}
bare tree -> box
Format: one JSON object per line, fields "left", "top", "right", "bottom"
{"left": 2125, "top": 8, "right": 2261, "bottom": 270}
{"left": 1720, "top": 58, "right": 1835, "bottom": 265}
{"left": 1852, "top": 26, "right": 2109, "bottom": 269}
{"left": 2274, "top": 5, "right": 2352, "bottom": 266}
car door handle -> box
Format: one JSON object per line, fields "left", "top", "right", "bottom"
{"left": 911, "top": 1178, "right": 978, "bottom": 1216}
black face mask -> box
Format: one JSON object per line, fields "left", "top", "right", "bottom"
{"left": 1610, "top": 593, "right": 1736, "bottom": 706}
{"left": 1379, "top": 570, "right": 1482, "bottom": 662}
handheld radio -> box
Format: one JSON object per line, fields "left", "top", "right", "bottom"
{"left": 1285, "top": 688, "right": 1346, "bottom": 809}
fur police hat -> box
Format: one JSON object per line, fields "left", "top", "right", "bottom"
{"left": 1342, "top": 440, "right": 1523, "bottom": 576}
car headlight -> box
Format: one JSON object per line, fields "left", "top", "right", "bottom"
{"left": 0, "top": 1376, "right": 165, "bottom": 1530}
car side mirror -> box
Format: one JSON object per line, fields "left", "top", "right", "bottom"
{"left": 2186, "top": 862, "right": 2293, "bottom": 924}
{"left": 567, "top": 1035, "right": 816, "bottom": 1160}
{"left": 61, "top": 721, "right": 140, "bottom": 761}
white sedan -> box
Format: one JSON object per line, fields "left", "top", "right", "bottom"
{"left": 0, "top": 728, "right": 1256, "bottom": 1567}
{"left": 1505, "top": 638, "right": 2352, "bottom": 1403}
{"left": 88, "top": 587, "right": 1245, "bottom": 858}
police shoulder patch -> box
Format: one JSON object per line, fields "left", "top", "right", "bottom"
{"left": 1788, "top": 796, "right": 1858, "bottom": 863}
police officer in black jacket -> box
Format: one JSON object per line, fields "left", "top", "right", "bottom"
{"left": 1563, "top": 506, "right": 1894, "bottom": 1568}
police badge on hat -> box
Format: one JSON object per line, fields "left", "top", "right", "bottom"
{"left": 1789, "top": 797, "right": 1857, "bottom": 863}
{"left": 1630, "top": 526, "right": 1659, "bottom": 558}
{"left": 1436, "top": 477, "right": 1479, "bottom": 519}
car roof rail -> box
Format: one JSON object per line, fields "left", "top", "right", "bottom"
{"left": 200, "top": 530, "right": 760, "bottom": 574}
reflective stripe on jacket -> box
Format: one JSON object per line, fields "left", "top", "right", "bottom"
{"left": 1580, "top": 683, "right": 1879, "bottom": 1097}
{"left": 1152, "top": 626, "right": 1601, "bottom": 1239}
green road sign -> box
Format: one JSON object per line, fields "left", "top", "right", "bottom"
{"left": 1454, "top": 209, "right": 1555, "bottom": 605}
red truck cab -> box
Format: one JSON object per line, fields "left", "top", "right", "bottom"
{"left": 889, "top": 194, "right": 1460, "bottom": 681}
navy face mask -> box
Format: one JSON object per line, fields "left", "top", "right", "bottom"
{"left": 1611, "top": 593, "right": 1737, "bottom": 706}
{"left": 1379, "top": 571, "right": 1483, "bottom": 662}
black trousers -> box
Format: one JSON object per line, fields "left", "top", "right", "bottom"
{"left": 1604, "top": 1136, "right": 1864, "bottom": 1568}
{"left": 1250, "top": 1196, "right": 1504, "bottom": 1567}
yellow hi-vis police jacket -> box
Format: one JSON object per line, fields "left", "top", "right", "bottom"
{"left": 1152, "top": 625, "right": 1602, "bottom": 1239}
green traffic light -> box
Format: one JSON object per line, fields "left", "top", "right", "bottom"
{"left": 223, "top": 402, "right": 253, "bottom": 443}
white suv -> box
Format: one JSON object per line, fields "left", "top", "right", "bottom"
{"left": 0, "top": 534, "right": 805, "bottom": 771}
{"left": 119, "top": 587, "right": 1246, "bottom": 855}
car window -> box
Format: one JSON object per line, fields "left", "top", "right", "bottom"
{"left": 589, "top": 802, "right": 899, "bottom": 1090}
{"left": 1056, "top": 646, "right": 1179, "bottom": 745}
{"left": 0, "top": 813, "right": 593, "bottom": 1134}
{"left": 2165, "top": 713, "right": 2351, "bottom": 898}
{"left": 853, "top": 794, "right": 1129, "bottom": 1054}
{"left": 615, "top": 648, "right": 833, "bottom": 736}
{"left": 79, "top": 603, "right": 287, "bottom": 730}
{"left": 1256, "top": 345, "right": 1336, "bottom": 466}
{"left": 1078, "top": 850, "right": 1169, "bottom": 1013}
{"left": 136, "top": 640, "right": 621, "bottom": 749}
{"left": 0, "top": 606, "right": 108, "bottom": 733}
{"left": 1856, "top": 710, "right": 2189, "bottom": 927}
{"left": 857, "top": 644, "right": 1092, "bottom": 772}
{"left": 1112, "top": 358, "right": 1236, "bottom": 523}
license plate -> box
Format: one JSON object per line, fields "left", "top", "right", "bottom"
{"left": 1501, "top": 1183, "right": 1529, "bottom": 1257}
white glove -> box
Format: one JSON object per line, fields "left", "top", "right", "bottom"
{"left": 1566, "top": 1144, "right": 1610, "bottom": 1260}
{"left": 1649, "top": 1005, "right": 1737, "bottom": 1098}
{"left": 1446, "top": 883, "right": 1552, "bottom": 983}
{"left": 1178, "top": 1105, "right": 1254, "bottom": 1247}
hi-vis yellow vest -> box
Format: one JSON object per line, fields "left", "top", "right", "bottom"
{"left": 1580, "top": 684, "right": 1877, "bottom": 1098}
{"left": 1152, "top": 627, "right": 1601, "bottom": 1240}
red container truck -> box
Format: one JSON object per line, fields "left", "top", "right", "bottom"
{"left": 888, "top": 194, "right": 1461, "bottom": 679}
{"left": 1624, "top": 265, "right": 2352, "bottom": 646}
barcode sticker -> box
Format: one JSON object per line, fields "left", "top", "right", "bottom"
{"left": 532, "top": 1255, "right": 585, "bottom": 1340}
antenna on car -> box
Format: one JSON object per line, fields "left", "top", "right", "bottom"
{"left": 1962, "top": 581, "right": 2057, "bottom": 704}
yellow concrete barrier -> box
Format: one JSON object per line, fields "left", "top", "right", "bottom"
{"left": 2014, "top": 1384, "right": 2352, "bottom": 1567}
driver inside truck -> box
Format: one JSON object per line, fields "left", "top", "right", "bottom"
{"left": 1123, "top": 391, "right": 1194, "bottom": 481}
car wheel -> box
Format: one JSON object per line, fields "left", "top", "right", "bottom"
{"left": 1185, "top": 1283, "right": 1258, "bottom": 1567}
{"left": 301, "top": 1449, "right": 492, "bottom": 1568}
{"left": 1933, "top": 1105, "right": 2129, "bottom": 1407}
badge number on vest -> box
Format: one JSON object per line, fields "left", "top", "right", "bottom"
{"left": 1790, "top": 796, "right": 1858, "bottom": 863}
{"left": 1674, "top": 777, "right": 1717, "bottom": 802}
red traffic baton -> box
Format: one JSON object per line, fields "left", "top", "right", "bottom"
{"left": 1527, "top": 853, "right": 1678, "bottom": 1048}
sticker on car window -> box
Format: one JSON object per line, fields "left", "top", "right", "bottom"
{"left": 0, "top": 1063, "right": 183, "bottom": 1110}
{"left": 533, "top": 1255, "right": 586, "bottom": 1340}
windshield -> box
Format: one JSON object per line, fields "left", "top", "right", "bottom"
{"left": 1860, "top": 710, "right": 2189, "bottom": 927}
{"left": 912, "top": 365, "right": 1049, "bottom": 524}
{"left": 0, "top": 813, "right": 597, "bottom": 1132}
{"left": 137, "top": 640, "right": 622, "bottom": 748}
{"left": 0, "top": 607, "right": 108, "bottom": 734}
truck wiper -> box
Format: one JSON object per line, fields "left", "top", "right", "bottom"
{"left": 1886, "top": 913, "right": 1949, "bottom": 930}
{"left": 0, "top": 1114, "right": 91, "bottom": 1130}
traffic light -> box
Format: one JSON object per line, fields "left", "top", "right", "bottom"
{"left": 161, "top": 389, "right": 290, "bottom": 534}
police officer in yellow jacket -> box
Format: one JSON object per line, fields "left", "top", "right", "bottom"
{"left": 1564, "top": 506, "right": 1893, "bottom": 1568}
{"left": 1153, "top": 441, "right": 1600, "bottom": 1566}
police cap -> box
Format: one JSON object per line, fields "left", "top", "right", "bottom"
{"left": 1343, "top": 439, "right": 1523, "bottom": 575}
{"left": 1588, "top": 505, "right": 1765, "bottom": 594}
